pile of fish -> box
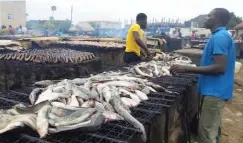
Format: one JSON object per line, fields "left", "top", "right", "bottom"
{"left": 129, "top": 53, "right": 196, "bottom": 77}
{"left": 0, "top": 48, "right": 96, "bottom": 64}
{"left": 0, "top": 74, "right": 170, "bottom": 141}
{"left": 55, "top": 41, "right": 125, "bottom": 49}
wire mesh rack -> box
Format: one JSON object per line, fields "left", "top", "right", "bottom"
{"left": 0, "top": 91, "right": 29, "bottom": 104}
{"left": 0, "top": 72, "right": 198, "bottom": 143}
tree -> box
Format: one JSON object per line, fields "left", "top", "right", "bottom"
{"left": 227, "top": 12, "right": 242, "bottom": 29}
{"left": 42, "top": 21, "right": 55, "bottom": 30}
{"left": 54, "top": 19, "right": 72, "bottom": 32}
{"left": 51, "top": 6, "right": 57, "bottom": 17}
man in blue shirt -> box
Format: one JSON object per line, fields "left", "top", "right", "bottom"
{"left": 170, "top": 8, "right": 235, "bottom": 143}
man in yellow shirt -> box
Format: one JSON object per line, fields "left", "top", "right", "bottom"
{"left": 123, "top": 13, "right": 151, "bottom": 64}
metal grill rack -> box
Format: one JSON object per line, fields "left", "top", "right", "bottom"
{"left": 0, "top": 73, "right": 198, "bottom": 143}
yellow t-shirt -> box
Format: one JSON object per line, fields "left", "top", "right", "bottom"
{"left": 125, "top": 24, "right": 143, "bottom": 56}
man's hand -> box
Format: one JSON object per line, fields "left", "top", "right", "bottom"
{"left": 170, "top": 65, "right": 188, "bottom": 75}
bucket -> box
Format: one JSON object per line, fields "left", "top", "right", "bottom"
{"left": 235, "top": 62, "right": 242, "bottom": 74}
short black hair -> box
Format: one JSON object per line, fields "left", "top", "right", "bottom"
{"left": 136, "top": 13, "right": 147, "bottom": 21}
{"left": 213, "top": 8, "right": 230, "bottom": 26}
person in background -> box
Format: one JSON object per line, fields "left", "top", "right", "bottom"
{"left": 123, "top": 13, "right": 151, "bottom": 64}
{"left": 169, "top": 29, "right": 178, "bottom": 38}
{"left": 191, "top": 31, "right": 196, "bottom": 40}
{"left": 8, "top": 25, "right": 14, "bottom": 35}
{"left": 57, "top": 29, "right": 63, "bottom": 37}
{"left": 178, "top": 28, "right": 182, "bottom": 38}
{"left": 18, "top": 25, "right": 24, "bottom": 34}
{"left": 237, "top": 33, "right": 243, "bottom": 42}
{"left": 170, "top": 8, "right": 235, "bottom": 143}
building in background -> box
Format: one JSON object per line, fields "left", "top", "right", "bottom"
{"left": 88, "top": 21, "right": 122, "bottom": 29}
{"left": 0, "top": 0, "right": 26, "bottom": 28}
{"left": 234, "top": 22, "right": 243, "bottom": 38}
{"left": 184, "top": 14, "right": 207, "bottom": 28}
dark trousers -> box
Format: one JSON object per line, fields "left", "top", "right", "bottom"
{"left": 123, "top": 52, "right": 141, "bottom": 64}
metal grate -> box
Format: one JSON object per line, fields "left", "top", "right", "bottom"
{"left": 0, "top": 91, "right": 29, "bottom": 104}
{"left": 0, "top": 72, "right": 198, "bottom": 143}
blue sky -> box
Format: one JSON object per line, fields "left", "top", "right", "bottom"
{"left": 25, "top": 0, "right": 242, "bottom": 24}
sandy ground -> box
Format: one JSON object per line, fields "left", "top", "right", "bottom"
{"left": 222, "top": 61, "right": 243, "bottom": 143}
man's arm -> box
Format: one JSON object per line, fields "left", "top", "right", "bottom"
{"left": 171, "top": 34, "right": 230, "bottom": 75}
{"left": 133, "top": 31, "right": 151, "bottom": 55}
{"left": 187, "top": 34, "right": 230, "bottom": 74}
{"left": 185, "top": 54, "right": 227, "bottom": 74}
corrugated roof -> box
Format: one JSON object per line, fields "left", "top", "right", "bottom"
{"left": 76, "top": 22, "right": 95, "bottom": 32}
{"left": 234, "top": 22, "right": 243, "bottom": 30}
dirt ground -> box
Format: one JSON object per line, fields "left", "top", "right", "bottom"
{"left": 222, "top": 61, "right": 243, "bottom": 143}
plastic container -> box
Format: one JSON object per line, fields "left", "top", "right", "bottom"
{"left": 235, "top": 61, "right": 242, "bottom": 74}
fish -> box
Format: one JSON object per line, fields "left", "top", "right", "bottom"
{"left": 94, "top": 101, "right": 105, "bottom": 112}
{"left": 83, "top": 79, "right": 92, "bottom": 90}
{"left": 146, "top": 86, "right": 157, "bottom": 92}
{"left": 134, "top": 66, "right": 153, "bottom": 77}
{"left": 68, "top": 95, "right": 80, "bottom": 107}
{"left": 160, "top": 67, "right": 171, "bottom": 76}
{"left": 115, "top": 76, "right": 146, "bottom": 86}
{"left": 102, "top": 86, "right": 112, "bottom": 103}
{"left": 50, "top": 108, "right": 96, "bottom": 127}
{"left": 49, "top": 120, "right": 92, "bottom": 133}
{"left": 29, "top": 88, "right": 45, "bottom": 105}
{"left": 145, "top": 82, "right": 165, "bottom": 91}
{"left": 91, "top": 85, "right": 99, "bottom": 101}
{"left": 50, "top": 107, "right": 75, "bottom": 117}
{"left": 81, "top": 100, "right": 95, "bottom": 108}
{"left": 72, "top": 85, "right": 90, "bottom": 100}
{"left": 36, "top": 104, "right": 52, "bottom": 138}
{"left": 49, "top": 112, "right": 108, "bottom": 133}
{"left": 151, "top": 63, "right": 160, "bottom": 76}
{"left": 76, "top": 96, "right": 84, "bottom": 105}
{"left": 56, "top": 98, "right": 67, "bottom": 104}
{"left": 0, "top": 114, "right": 37, "bottom": 133}
{"left": 0, "top": 122, "right": 25, "bottom": 134}
{"left": 96, "top": 84, "right": 106, "bottom": 102}
{"left": 77, "top": 86, "right": 98, "bottom": 99}
{"left": 119, "top": 88, "right": 141, "bottom": 104}
{"left": 35, "top": 88, "right": 71, "bottom": 104}
{"left": 34, "top": 80, "right": 59, "bottom": 86}
{"left": 102, "top": 111, "right": 124, "bottom": 122}
{"left": 121, "top": 97, "right": 138, "bottom": 107}
{"left": 104, "top": 81, "right": 139, "bottom": 89}
{"left": 103, "top": 102, "right": 115, "bottom": 112}
{"left": 135, "top": 90, "right": 148, "bottom": 101}
{"left": 109, "top": 95, "right": 147, "bottom": 142}
{"left": 70, "top": 78, "right": 88, "bottom": 85}
{"left": 141, "top": 87, "right": 150, "bottom": 95}
{"left": 51, "top": 102, "right": 82, "bottom": 111}
{"left": 48, "top": 112, "right": 62, "bottom": 121}
{"left": 52, "top": 85, "right": 66, "bottom": 93}
{"left": 14, "top": 101, "right": 51, "bottom": 114}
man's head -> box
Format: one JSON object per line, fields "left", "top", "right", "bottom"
{"left": 204, "top": 8, "right": 230, "bottom": 29}
{"left": 136, "top": 13, "right": 147, "bottom": 29}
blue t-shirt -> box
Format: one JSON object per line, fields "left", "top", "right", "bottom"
{"left": 197, "top": 27, "right": 236, "bottom": 100}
